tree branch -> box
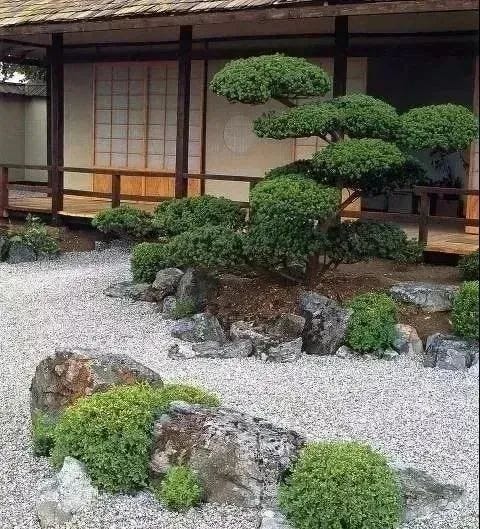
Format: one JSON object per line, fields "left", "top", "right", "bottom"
{"left": 274, "top": 97, "right": 297, "bottom": 108}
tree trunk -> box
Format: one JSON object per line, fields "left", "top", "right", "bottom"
{"left": 305, "top": 252, "right": 320, "bottom": 288}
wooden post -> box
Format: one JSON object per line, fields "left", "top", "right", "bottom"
{"left": 46, "top": 59, "right": 52, "bottom": 196}
{"left": 175, "top": 26, "right": 192, "bottom": 198}
{"left": 333, "top": 16, "right": 348, "bottom": 97}
{"left": 49, "top": 33, "right": 65, "bottom": 219}
{"left": 0, "top": 167, "right": 8, "bottom": 218}
{"left": 418, "top": 191, "right": 431, "bottom": 246}
{"left": 111, "top": 173, "right": 121, "bottom": 208}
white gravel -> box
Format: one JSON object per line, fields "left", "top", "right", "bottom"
{"left": 0, "top": 250, "right": 478, "bottom": 529}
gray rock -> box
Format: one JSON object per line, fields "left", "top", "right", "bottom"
{"left": 6, "top": 239, "right": 37, "bottom": 264}
{"left": 335, "top": 345, "right": 357, "bottom": 359}
{"left": 395, "top": 465, "right": 463, "bottom": 521}
{"left": 424, "top": 333, "right": 479, "bottom": 371}
{"left": 152, "top": 268, "right": 184, "bottom": 301}
{"left": 36, "top": 457, "right": 98, "bottom": 528}
{"left": 299, "top": 292, "right": 351, "bottom": 356}
{"left": 269, "top": 314, "right": 305, "bottom": 340}
{"left": 230, "top": 321, "right": 274, "bottom": 356}
{"left": 263, "top": 338, "right": 302, "bottom": 363}
{"left": 390, "top": 282, "right": 459, "bottom": 312}
{"left": 377, "top": 348, "right": 400, "bottom": 361}
{"left": 0, "top": 235, "right": 8, "bottom": 260}
{"left": 176, "top": 268, "right": 219, "bottom": 312}
{"left": 103, "top": 281, "right": 157, "bottom": 302}
{"left": 171, "top": 313, "right": 226, "bottom": 344}
{"left": 192, "top": 339, "right": 252, "bottom": 359}
{"left": 167, "top": 343, "right": 196, "bottom": 360}
{"left": 258, "top": 510, "right": 292, "bottom": 529}
{"left": 150, "top": 403, "right": 305, "bottom": 509}
{"left": 161, "top": 296, "right": 178, "bottom": 317}
{"left": 30, "top": 347, "right": 163, "bottom": 421}
{"left": 393, "top": 324, "right": 424, "bottom": 357}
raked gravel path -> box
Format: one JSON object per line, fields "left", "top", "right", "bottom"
{"left": 0, "top": 249, "right": 478, "bottom": 529}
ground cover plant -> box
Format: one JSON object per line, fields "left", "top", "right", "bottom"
{"left": 153, "top": 466, "right": 203, "bottom": 511}
{"left": 452, "top": 280, "right": 479, "bottom": 340}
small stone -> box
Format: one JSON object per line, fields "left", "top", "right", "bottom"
{"left": 264, "top": 338, "right": 302, "bottom": 363}
{"left": 379, "top": 348, "right": 400, "bottom": 361}
{"left": 171, "top": 313, "right": 226, "bottom": 344}
{"left": 269, "top": 314, "right": 305, "bottom": 339}
{"left": 104, "top": 281, "right": 157, "bottom": 302}
{"left": 6, "top": 239, "right": 37, "bottom": 264}
{"left": 152, "top": 268, "right": 184, "bottom": 301}
{"left": 424, "top": 333, "right": 479, "bottom": 371}
{"left": 176, "top": 268, "right": 219, "bottom": 312}
{"left": 390, "top": 282, "right": 459, "bottom": 312}
{"left": 335, "top": 345, "right": 356, "bottom": 359}
{"left": 393, "top": 324, "right": 424, "bottom": 357}
{"left": 230, "top": 321, "right": 273, "bottom": 356}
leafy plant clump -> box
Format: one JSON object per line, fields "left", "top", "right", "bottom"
{"left": 346, "top": 292, "right": 397, "bottom": 353}
{"left": 131, "top": 242, "right": 171, "bottom": 283}
{"left": 170, "top": 298, "right": 197, "bottom": 320}
{"left": 154, "top": 466, "right": 203, "bottom": 511}
{"left": 51, "top": 383, "right": 220, "bottom": 493}
{"left": 153, "top": 195, "right": 245, "bottom": 236}
{"left": 279, "top": 442, "right": 403, "bottom": 529}
{"left": 32, "top": 412, "right": 58, "bottom": 457}
{"left": 92, "top": 206, "right": 156, "bottom": 240}
{"left": 452, "top": 281, "right": 479, "bottom": 340}
{"left": 458, "top": 250, "right": 479, "bottom": 281}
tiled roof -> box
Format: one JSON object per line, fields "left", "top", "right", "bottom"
{"left": 0, "top": 82, "right": 46, "bottom": 96}
{"left": 0, "top": 0, "right": 390, "bottom": 29}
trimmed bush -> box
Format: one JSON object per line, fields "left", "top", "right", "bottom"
{"left": 279, "top": 442, "right": 403, "bottom": 529}
{"left": 210, "top": 54, "right": 331, "bottom": 104}
{"left": 265, "top": 160, "right": 314, "bottom": 180}
{"left": 51, "top": 383, "right": 220, "bottom": 493}
{"left": 346, "top": 293, "right": 397, "bottom": 353}
{"left": 452, "top": 281, "right": 479, "bottom": 340}
{"left": 154, "top": 466, "right": 203, "bottom": 511}
{"left": 131, "top": 242, "right": 170, "bottom": 283}
{"left": 92, "top": 206, "right": 156, "bottom": 240}
{"left": 32, "top": 412, "right": 57, "bottom": 457}
{"left": 458, "top": 250, "right": 479, "bottom": 281}
{"left": 246, "top": 175, "right": 340, "bottom": 267}
{"left": 153, "top": 195, "right": 245, "bottom": 236}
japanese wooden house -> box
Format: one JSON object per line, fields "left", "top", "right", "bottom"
{"left": 0, "top": 0, "right": 478, "bottom": 254}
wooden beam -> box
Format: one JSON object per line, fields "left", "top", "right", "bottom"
{"left": 49, "top": 33, "right": 64, "bottom": 219}
{"left": 175, "top": 26, "right": 192, "bottom": 199}
{"left": 0, "top": 1, "right": 477, "bottom": 37}
{"left": 0, "top": 167, "right": 8, "bottom": 218}
{"left": 333, "top": 16, "right": 348, "bottom": 97}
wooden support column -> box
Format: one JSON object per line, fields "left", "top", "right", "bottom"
{"left": 0, "top": 167, "right": 8, "bottom": 218}
{"left": 466, "top": 56, "right": 479, "bottom": 235}
{"left": 175, "top": 26, "right": 192, "bottom": 198}
{"left": 333, "top": 16, "right": 348, "bottom": 97}
{"left": 46, "top": 60, "right": 52, "bottom": 195}
{"left": 49, "top": 33, "right": 65, "bottom": 218}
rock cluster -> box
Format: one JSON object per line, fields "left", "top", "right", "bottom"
{"left": 424, "top": 334, "right": 479, "bottom": 371}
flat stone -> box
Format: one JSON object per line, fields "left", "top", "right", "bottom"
{"left": 393, "top": 324, "right": 424, "bottom": 357}
{"left": 171, "top": 313, "right": 226, "bottom": 344}
{"left": 424, "top": 333, "right": 479, "bottom": 371}
{"left": 6, "top": 239, "right": 37, "bottom": 264}
{"left": 395, "top": 465, "right": 464, "bottom": 522}
{"left": 299, "top": 292, "right": 351, "bottom": 356}
{"left": 269, "top": 314, "right": 305, "bottom": 340}
{"left": 176, "top": 268, "right": 219, "bottom": 312}
{"left": 263, "top": 338, "right": 302, "bottom": 363}
{"left": 152, "top": 268, "right": 184, "bottom": 301}
{"left": 30, "top": 347, "right": 163, "bottom": 421}
{"left": 390, "top": 282, "right": 459, "bottom": 312}
{"left": 192, "top": 339, "right": 252, "bottom": 359}
{"left": 103, "top": 281, "right": 157, "bottom": 302}
{"left": 150, "top": 403, "right": 305, "bottom": 509}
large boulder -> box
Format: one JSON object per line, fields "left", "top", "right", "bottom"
{"left": 390, "top": 282, "right": 458, "bottom": 312}
{"left": 393, "top": 324, "right": 424, "bottom": 357}
{"left": 104, "top": 281, "right": 157, "bottom": 302}
{"left": 6, "top": 238, "right": 37, "bottom": 264}
{"left": 150, "top": 402, "right": 305, "bottom": 509}
{"left": 264, "top": 338, "right": 303, "bottom": 363}
{"left": 299, "top": 292, "right": 351, "bottom": 356}
{"left": 395, "top": 465, "right": 464, "bottom": 522}
{"left": 176, "top": 268, "right": 219, "bottom": 312}
{"left": 152, "top": 268, "right": 184, "bottom": 300}
{"left": 36, "top": 457, "right": 98, "bottom": 528}
{"left": 424, "top": 333, "right": 479, "bottom": 371}
{"left": 30, "top": 347, "right": 163, "bottom": 421}
{"left": 171, "top": 313, "right": 227, "bottom": 344}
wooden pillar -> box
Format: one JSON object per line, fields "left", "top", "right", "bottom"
{"left": 46, "top": 60, "right": 52, "bottom": 195}
{"left": 466, "top": 56, "right": 479, "bottom": 235}
{"left": 49, "top": 33, "right": 64, "bottom": 218}
{"left": 0, "top": 167, "right": 8, "bottom": 218}
{"left": 333, "top": 16, "right": 348, "bottom": 98}
{"left": 175, "top": 26, "right": 192, "bottom": 198}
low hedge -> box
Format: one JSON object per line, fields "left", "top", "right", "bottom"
{"left": 279, "top": 441, "right": 403, "bottom": 529}
{"left": 92, "top": 206, "right": 156, "bottom": 240}
{"left": 458, "top": 250, "right": 479, "bottom": 281}
{"left": 51, "top": 383, "right": 220, "bottom": 493}
{"left": 346, "top": 292, "right": 397, "bottom": 353}
{"left": 452, "top": 281, "right": 479, "bottom": 340}
{"left": 131, "top": 242, "right": 170, "bottom": 283}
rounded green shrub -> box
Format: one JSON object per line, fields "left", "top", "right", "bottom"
{"left": 246, "top": 175, "right": 340, "bottom": 267}
{"left": 398, "top": 104, "right": 478, "bottom": 152}
{"left": 452, "top": 281, "right": 479, "bottom": 340}
{"left": 279, "top": 442, "right": 403, "bottom": 529}
{"left": 92, "top": 206, "right": 156, "bottom": 240}
{"left": 153, "top": 195, "right": 245, "bottom": 236}
{"left": 131, "top": 242, "right": 171, "bottom": 283}
{"left": 312, "top": 138, "right": 410, "bottom": 194}
{"left": 210, "top": 54, "right": 331, "bottom": 104}
{"left": 12, "top": 215, "right": 59, "bottom": 256}
{"left": 165, "top": 225, "right": 245, "bottom": 270}
{"left": 458, "top": 250, "right": 479, "bottom": 281}
{"left": 346, "top": 292, "right": 397, "bottom": 353}
{"left": 154, "top": 466, "right": 203, "bottom": 511}
{"left": 265, "top": 160, "right": 314, "bottom": 180}
{"left": 51, "top": 383, "right": 219, "bottom": 493}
